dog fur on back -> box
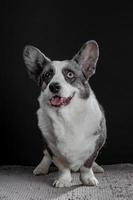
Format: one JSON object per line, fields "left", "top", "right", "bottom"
{"left": 23, "top": 40, "right": 107, "bottom": 187}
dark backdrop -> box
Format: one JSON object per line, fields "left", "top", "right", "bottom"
{"left": 1, "top": 1, "right": 133, "bottom": 166}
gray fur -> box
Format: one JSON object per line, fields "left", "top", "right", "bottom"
{"left": 84, "top": 116, "right": 107, "bottom": 168}
{"left": 62, "top": 60, "right": 90, "bottom": 99}
{"left": 39, "top": 63, "right": 55, "bottom": 90}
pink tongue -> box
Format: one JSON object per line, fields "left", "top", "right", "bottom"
{"left": 51, "top": 97, "right": 64, "bottom": 106}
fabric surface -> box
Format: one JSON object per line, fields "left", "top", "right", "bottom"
{"left": 0, "top": 164, "right": 133, "bottom": 200}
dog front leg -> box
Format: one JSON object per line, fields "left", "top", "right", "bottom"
{"left": 33, "top": 149, "right": 52, "bottom": 175}
{"left": 52, "top": 156, "right": 72, "bottom": 188}
{"left": 80, "top": 151, "right": 99, "bottom": 186}
{"left": 80, "top": 166, "right": 99, "bottom": 186}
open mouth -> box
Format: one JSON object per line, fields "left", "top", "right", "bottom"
{"left": 48, "top": 93, "right": 75, "bottom": 107}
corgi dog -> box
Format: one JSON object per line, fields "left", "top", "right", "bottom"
{"left": 23, "top": 40, "right": 107, "bottom": 187}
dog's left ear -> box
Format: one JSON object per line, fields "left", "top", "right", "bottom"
{"left": 73, "top": 40, "right": 99, "bottom": 79}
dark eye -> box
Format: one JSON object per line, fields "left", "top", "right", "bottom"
{"left": 42, "top": 70, "right": 53, "bottom": 81}
{"left": 45, "top": 72, "right": 51, "bottom": 78}
{"left": 67, "top": 71, "right": 74, "bottom": 79}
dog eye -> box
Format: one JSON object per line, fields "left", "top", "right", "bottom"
{"left": 67, "top": 71, "right": 74, "bottom": 79}
{"left": 42, "top": 70, "right": 53, "bottom": 81}
{"left": 45, "top": 72, "right": 51, "bottom": 78}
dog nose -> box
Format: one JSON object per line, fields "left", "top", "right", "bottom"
{"left": 49, "top": 82, "right": 61, "bottom": 93}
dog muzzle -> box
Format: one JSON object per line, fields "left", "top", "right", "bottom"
{"left": 48, "top": 93, "right": 75, "bottom": 107}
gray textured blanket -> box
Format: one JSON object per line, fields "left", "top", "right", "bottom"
{"left": 0, "top": 164, "right": 133, "bottom": 200}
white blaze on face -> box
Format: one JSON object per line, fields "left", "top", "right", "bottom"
{"left": 50, "top": 60, "right": 78, "bottom": 97}
{"left": 39, "top": 60, "right": 79, "bottom": 108}
{"left": 51, "top": 60, "right": 68, "bottom": 82}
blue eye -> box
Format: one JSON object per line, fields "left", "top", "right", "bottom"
{"left": 67, "top": 71, "right": 74, "bottom": 79}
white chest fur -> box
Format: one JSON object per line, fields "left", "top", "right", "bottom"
{"left": 37, "top": 92, "right": 102, "bottom": 169}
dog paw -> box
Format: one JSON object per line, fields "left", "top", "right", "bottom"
{"left": 53, "top": 178, "right": 72, "bottom": 188}
{"left": 92, "top": 162, "right": 104, "bottom": 173}
{"left": 33, "top": 167, "right": 48, "bottom": 176}
{"left": 80, "top": 175, "right": 99, "bottom": 186}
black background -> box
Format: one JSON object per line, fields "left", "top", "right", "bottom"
{"left": 1, "top": 1, "right": 133, "bottom": 166}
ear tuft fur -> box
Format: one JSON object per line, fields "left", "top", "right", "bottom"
{"left": 23, "top": 45, "right": 51, "bottom": 83}
{"left": 73, "top": 40, "right": 99, "bottom": 79}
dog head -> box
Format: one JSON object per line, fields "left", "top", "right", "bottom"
{"left": 23, "top": 40, "right": 99, "bottom": 108}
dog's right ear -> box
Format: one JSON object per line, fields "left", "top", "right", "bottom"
{"left": 23, "top": 45, "right": 51, "bottom": 84}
